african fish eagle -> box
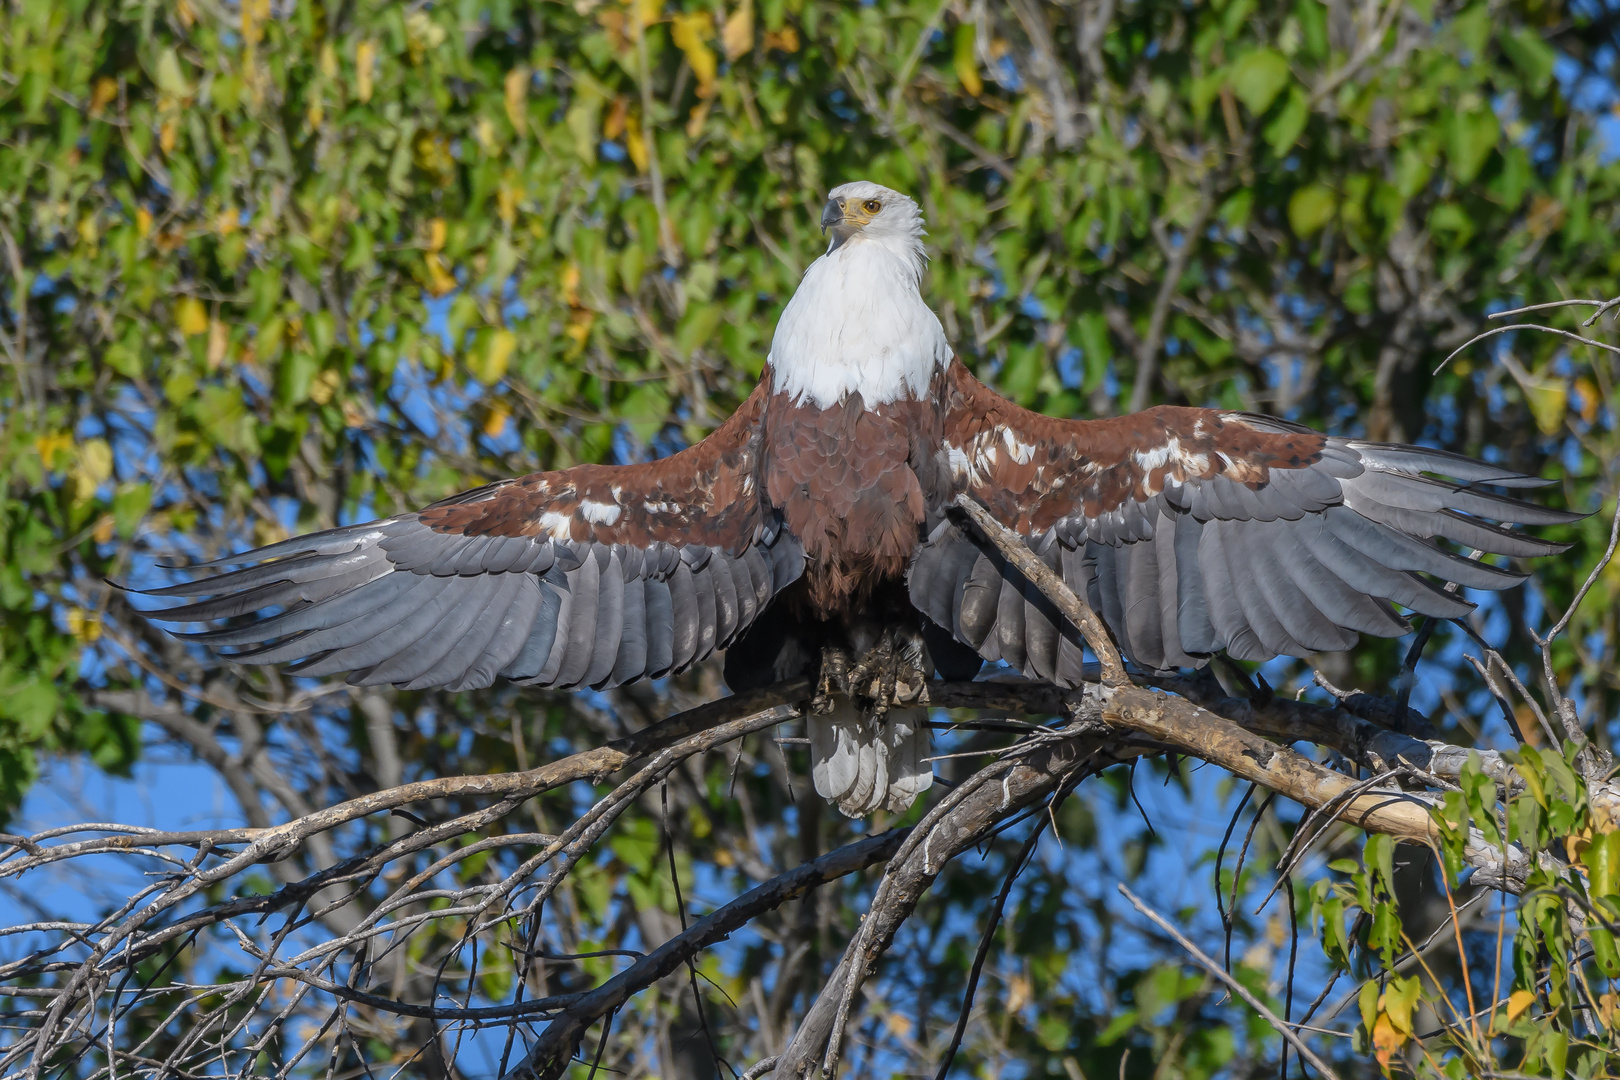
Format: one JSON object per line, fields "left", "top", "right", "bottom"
{"left": 140, "top": 181, "right": 1578, "bottom": 817}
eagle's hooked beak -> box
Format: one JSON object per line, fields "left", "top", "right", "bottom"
{"left": 821, "top": 197, "right": 857, "bottom": 252}
{"left": 820, "top": 198, "right": 846, "bottom": 233}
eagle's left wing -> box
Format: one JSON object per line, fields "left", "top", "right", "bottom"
{"left": 910, "top": 362, "right": 1578, "bottom": 682}
{"left": 138, "top": 381, "right": 803, "bottom": 693}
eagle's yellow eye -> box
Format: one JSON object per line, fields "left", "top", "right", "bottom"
{"left": 863, "top": 199, "right": 882, "bottom": 214}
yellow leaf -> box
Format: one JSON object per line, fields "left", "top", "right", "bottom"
{"left": 722, "top": 0, "right": 754, "bottom": 61}
{"left": 405, "top": 11, "right": 447, "bottom": 63}
{"left": 35, "top": 432, "right": 73, "bottom": 469}
{"left": 175, "top": 296, "right": 209, "bottom": 336}
{"left": 136, "top": 207, "right": 152, "bottom": 238}
{"left": 1574, "top": 375, "right": 1601, "bottom": 424}
{"left": 175, "top": 0, "right": 196, "bottom": 26}
{"left": 564, "top": 310, "right": 595, "bottom": 355}
{"left": 505, "top": 67, "right": 529, "bottom": 131}
{"left": 240, "top": 0, "right": 267, "bottom": 46}
{"left": 159, "top": 119, "right": 178, "bottom": 155}
{"left": 1006, "top": 973, "right": 1032, "bottom": 1014}
{"left": 764, "top": 27, "right": 799, "bottom": 52}
{"left": 497, "top": 176, "right": 520, "bottom": 225}
{"left": 476, "top": 116, "right": 499, "bottom": 153}
{"left": 562, "top": 264, "right": 582, "bottom": 307}
{"left": 686, "top": 97, "right": 714, "bottom": 138}
{"left": 306, "top": 98, "right": 323, "bottom": 131}
{"left": 603, "top": 95, "right": 628, "bottom": 140}
{"left": 342, "top": 400, "right": 367, "bottom": 428}
{"left": 78, "top": 439, "right": 113, "bottom": 485}
{"left": 207, "top": 319, "right": 230, "bottom": 369}
{"left": 426, "top": 218, "right": 447, "bottom": 253}
{"left": 633, "top": 0, "right": 661, "bottom": 31}
{"left": 483, "top": 401, "right": 510, "bottom": 438}
{"left": 89, "top": 76, "right": 118, "bottom": 114}
{"left": 424, "top": 253, "right": 456, "bottom": 296}
{"left": 356, "top": 41, "right": 376, "bottom": 103}
{"left": 92, "top": 516, "right": 115, "bottom": 545}
{"left": 1370, "top": 1012, "right": 1404, "bottom": 1073}
{"left": 625, "top": 116, "right": 649, "bottom": 173}
{"left": 67, "top": 608, "right": 102, "bottom": 644}
{"left": 882, "top": 1011, "right": 912, "bottom": 1040}
{"left": 671, "top": 13, "right": 718, "bottom": 96}
{"left": 473, "top": 330, "right": 517, "bottom": 385}
{"left": 254, "top": 519, "right": 288, "bottom": 547}
{"left": 1506, "top": 988, "right": 1536, "bottom": 1024}
{"left": 308, "top": 368, "right": 341, "bottom": 406}
{"left": 1522, "top": 375, "right": 1568, "bottom": 436}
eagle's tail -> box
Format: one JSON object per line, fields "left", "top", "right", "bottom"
{"left": 808, "top": 702, "right": 932, "bottom": 817}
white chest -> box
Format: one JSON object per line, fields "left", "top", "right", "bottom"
{"left": 768, "top": 239, "right": 952, "bottom": 408}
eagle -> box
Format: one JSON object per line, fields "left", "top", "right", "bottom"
{"left": 141, "top": 181, "right": 1576, "bottom": 817}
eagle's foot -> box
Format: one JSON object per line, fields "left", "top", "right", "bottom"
{"left": 846, "top": 627, "right": 928, "bottom": 719}
{"left": 811, "top": 646, "right": 852, "bottom": 715}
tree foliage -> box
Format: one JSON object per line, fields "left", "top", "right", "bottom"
{"left": 4, "top": 0, "right": 1620, "bottom": 1075}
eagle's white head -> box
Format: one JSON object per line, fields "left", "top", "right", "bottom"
{"left": 769, "top": 182, "right": 951, "bottom": 409}
{"left": 820, "top": 181, "right": 927, "bottom": 269}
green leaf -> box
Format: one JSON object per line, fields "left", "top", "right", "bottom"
{"left": 619, "top": 382, "right": 671, "bottom": 442}
{"left": 1384, "top": 975, "right": 1422, "bottom": 1035}
{"left": 1229, "top": 49, "right": 1291, "bottom": 115}
{"left": 1094, "top": 1010, "right": 1138, "bottom": 1047}
{"left": 0, "top": 679, "right": 58, "bottom": 741}
{"left": 1588, "top": 926, "right": 1620, "bottom": 977}
{"left": 1359, "top": 979, "right": 1381, "bottom": 1033}
{"left": 1395, "top": 143, "right": 1434, "bottom": 198}
{"left": 1368, "top": 900, "right": 1402, "bottom": 963}
{"left": 1264, "top": 86, "right": 1311, "bottom": 156}
{"left": 1447, "top": 110, "right": 1500, "bottom": 184}
{"left": 1501, "top": 28, "right": 1556, "bottom": 93}
{"left": 1545, "top": 1030, "right": 1569, "bottom": 1079}
{"left": 1585, "top": 830, "right": 1620, "bottom": 896}
{"left": 954, "top": 23, "right": 982, "bottom": 97}
{"left": 1287, "top": 184, "right": 1336, "bottom": 236}
{"left": 151, "top": 48, "right": 193, "bottom": 98}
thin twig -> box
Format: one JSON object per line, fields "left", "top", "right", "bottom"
{"left": 1118, "top": 884, "right": 1341, "bottom": 1080}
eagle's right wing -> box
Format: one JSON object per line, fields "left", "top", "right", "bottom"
{"left": 910, "top": 362, "right": 1579, "bottom": 683}
{"left": 139, "top": 381, "right": 802, "bottom": 693}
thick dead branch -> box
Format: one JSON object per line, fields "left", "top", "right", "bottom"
{"left": 952, "top": 494, "right": 1128, "bottom": 685}
{"left": 772, "top": 724, "right": 1116, "bottom": 1078}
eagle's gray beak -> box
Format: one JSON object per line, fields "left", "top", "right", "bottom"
{"left": 820, "top": 198, "right": 845, "bottom": 233}
{"left": 821, "top": 198, "right": 853, "bottom": 251}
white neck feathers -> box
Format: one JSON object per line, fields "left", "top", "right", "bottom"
{"left": 768, "top": 232, "right": 952, "bottom": 409}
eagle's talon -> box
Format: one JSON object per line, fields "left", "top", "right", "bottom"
{"left": 812, "top": 645, "right": 852, "bottom": 714}
{"left": 838, "top": 628, "right": 927, "bottom": 718}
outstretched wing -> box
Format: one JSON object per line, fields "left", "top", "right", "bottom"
{"left": 909, "top": 362, "right": 1578, "bottom": 682}
{"left": 140, "top": 382, "right": 802, "bottom": 693}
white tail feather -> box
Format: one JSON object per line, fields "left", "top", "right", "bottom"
{"left": 807, "top": 701, "right": 933, "bottom": 817}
